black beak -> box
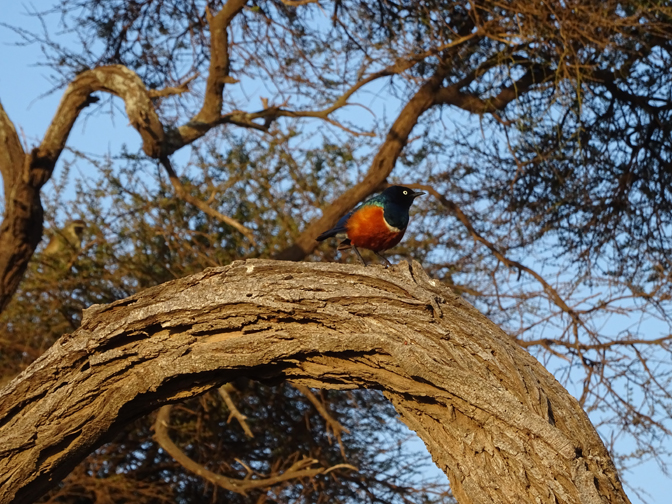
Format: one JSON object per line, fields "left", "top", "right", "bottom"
{"left": 411, "top": 190, "right": 426, "bottom": 198}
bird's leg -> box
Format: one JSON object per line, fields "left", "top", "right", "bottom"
{"left": 374, "top": 251, "right": 392, "bottom": 268}
{"left": 352, "top": 246, "right": 367, "bottom": 266}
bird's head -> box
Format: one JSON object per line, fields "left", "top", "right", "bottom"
{"left": 381, "top": 185, "right": 425, "bottom": 209}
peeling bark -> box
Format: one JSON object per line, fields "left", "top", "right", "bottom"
{"left": 0, "top": 260, "right": 630, "bottom": 504}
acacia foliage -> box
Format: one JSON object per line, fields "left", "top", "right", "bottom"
{"left": 2, "top": 0, "right": 672, "bottom": 501}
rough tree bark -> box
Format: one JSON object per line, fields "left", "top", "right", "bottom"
{"left": 0, "top": 260, "right": 629, "bottom": 504}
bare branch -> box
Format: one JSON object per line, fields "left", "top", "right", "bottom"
{"left": 292, "top": 383, "right": 349, "bottom": 458}
{"left": 181, "top": 33, "right": 481, "bottom": 142}
{"left": 277, "top": 63, "right": 453, "bottom": 261}
{"left": 406, "top": 183, "right": 584, "bottom": 331}
{"left": 218, "top": 383, "right": 254, "bottom": 438}
{"left": 434, "top": 65, "right": 551, "bottom": 114}
{"left": 159, "top": 157, "right": 257, "bottom": 245}
{"left": 154, "top": 404, "right": 355, "bottom": 496}
{"left": 267, "top": 32, "right": 480, "bottom": 134}
{"left": 174, "top": 0, "right": 247, "bottom": 146}
{"left": 147, "top": 74, "right": 199, "bottom": 99}
{"left": 518, "top": 334, "right": 672, "bottom": 351}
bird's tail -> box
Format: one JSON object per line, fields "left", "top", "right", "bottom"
{"left": 316, "top": 226, "right": 346, "bottom": 242}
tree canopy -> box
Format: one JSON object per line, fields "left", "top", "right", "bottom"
{"left": 1, "top": 0, "right": 672, "bottom": 502}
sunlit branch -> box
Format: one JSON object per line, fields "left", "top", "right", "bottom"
{"left": 159, "top": 157, "right": 257, "bottom": 245}
{"left": 154, "top": 404, "right": 357, "bottom": 496}
{"left": 406, "top": 183, "right": 587, "bottom": 335}
{"left": 218, "top": 384, "right": 254, "bottom": 438}
{"left": 40, "top": 65, "right": 164, "bottom": 162}
{"left": 292, "top": 383, "right": 349, "bottom": 458}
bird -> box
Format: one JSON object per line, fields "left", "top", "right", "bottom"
{"left": 316, "top": 185, "right": 425, "bottom": 267}
{"left": 43, "top": 219, "right": 86, "bottom": 258}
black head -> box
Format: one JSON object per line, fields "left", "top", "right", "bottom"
{"left": 69, "top": 219, "right": 86, "bottom": 238}
{"left": 381, "top": 185, "right": 425, "bottom": 208}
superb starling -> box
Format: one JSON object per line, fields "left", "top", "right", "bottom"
{"left": 317, "top": 185, "right": 424, "bottom": 266}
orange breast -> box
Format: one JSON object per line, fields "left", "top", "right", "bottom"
{"left": 346, "top": 205, "right": 406, "bottom": 252}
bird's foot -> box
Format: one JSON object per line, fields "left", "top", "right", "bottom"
{"left": 374, "top": 252, "right": 392, "bottom": 269}
{"left": 353, "top": 246, "right": 368, "bottom": 266}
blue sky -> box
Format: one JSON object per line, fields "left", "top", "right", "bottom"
{"left": 1, "top": 3, "right": 669, "bottom": 503}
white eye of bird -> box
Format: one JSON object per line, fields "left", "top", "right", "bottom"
{"left": 403, "top": 190, "right": 408, "bottom": 195}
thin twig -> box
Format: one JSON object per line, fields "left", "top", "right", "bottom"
{"left": 159, "top": 157, "right": 257, "bottom": 245}
{"left": 292, "top": 383, "right": 349, "bottom": 458}
{"left": 219, "top": 384, "right": 254, "bottom": 438}
{"left": 406, "top": 183, "right": 585, "bottom": 334}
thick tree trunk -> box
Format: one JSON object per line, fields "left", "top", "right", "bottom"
{"left": 0, "top": 260, "right": 629, "bottom": 504}
{"left": 0, "top": 102, "right": 40, "bottom": 315}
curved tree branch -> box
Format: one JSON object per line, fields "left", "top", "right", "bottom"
{"left": 154, "top": 404, "right": 354, "bottom": 495}
{"left": 0, "top": 259, "right": 630, "bottom": 504}
{"left": 39, "top": 65, "right": 165, "bottom": 162}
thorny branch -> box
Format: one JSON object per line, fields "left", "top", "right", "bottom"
{"left": 406, "top": 183, "right": 583, "bottom": 330}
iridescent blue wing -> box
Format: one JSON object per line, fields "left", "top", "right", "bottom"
{"left": 316, "top": 211, "right": 352, "bottom": 241}
{"left": 315, "top": 193, "right": 385, "bottom": 241}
